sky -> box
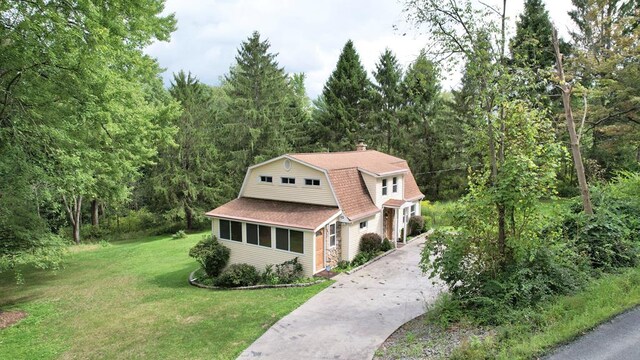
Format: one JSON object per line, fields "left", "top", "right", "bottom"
{"left": 145, "top": 0, "right": 576, "bottom": 99}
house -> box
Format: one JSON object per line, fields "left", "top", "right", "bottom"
{"left": 205, "top": 142, "right": 424, "bottom": 277}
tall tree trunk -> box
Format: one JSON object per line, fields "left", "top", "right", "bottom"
{"left": 553, "top": 28, "right": 594, "bottom": 215}
{"left": 91, "top": 199, "right": 99, "bottom": 228}
{"left": 185, "top": 204, "right": 193, "bottom": 230}
{"left": 63, "top": 194, "right": 83, "bottom": 244}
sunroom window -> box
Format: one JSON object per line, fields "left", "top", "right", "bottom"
{"left": 275, "top": 228, "right": 304, "bottom": 254}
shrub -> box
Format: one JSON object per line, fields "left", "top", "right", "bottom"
{"left": 351, "top": 251, "right": 375, "bottom": 267}
{"left": 408, "top": 215, "right": 425, "bottom": 236}
{"left": 380, "top": 238, "right": 393, "bottom": 252}
{"left": 336, "top": 260, "right": 350, "bottom": 269}
{"left": 171, "top": 230, "right": 187, "bottom": 239}
{"left": 188, "top": 235, "right": 230, "bottom": 277}
{"left": 216, "top": 263, "right": 260, "bottom": 287}
{"left": 563, "top": 194, "right": 639, "bottom": 271}
{"left": 275, "top": 257, "right": 304, "bottom": 283}
{"left": 360, "top": 232, "right": 382, "bottom": 253}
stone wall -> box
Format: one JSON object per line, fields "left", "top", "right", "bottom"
{"left": 326, "top": 223, "right": 342, "bottom": 268}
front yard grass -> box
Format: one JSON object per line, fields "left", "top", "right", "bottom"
{"left": 0, "top": 232, "right": 331, "bottom": 359}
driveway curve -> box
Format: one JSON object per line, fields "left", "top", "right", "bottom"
{"left": 238, "top": 235, "right": 443, "bottom": 360}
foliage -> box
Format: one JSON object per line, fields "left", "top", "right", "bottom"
{"left": 351, "top": 251, "right": 377, "bottom": 268}
{"left": 371, "top": 49, "right": 404, "bottom": 153}
{"left": 408, "top": 215, "right": 425, "bottom": 236}
{"left": 171, "top": 230, "right": 187, "bottom": 240}
{"left": 0, "top": 0, "right": 178, "bottom": 246}
{"left": 422, "top": 225, "right": 587, "bottom": 324}
{"left": 215, "top": 263, "right": 261, "bottom": 288}
{"left": 188, "top": 235, "right": 230, "bottom": 277}
{"left": 360, "top": 232, "right": 383, "bottom": 253}
{"left": 442, "top": 266, "right": 640, "bottom": 359}
{"left": 568, "top": 0, "right": 640, "bottom": 178}
{"left": 222, "top": 31, "right": 296, "bottom": 191}
{"left": 143, "top": 71, "right": 225, "bottom": 231}
{"left": 421, "top": 200, "right": 458, "bottom": 229}
{"left": 311, "top": 40, "right": 373, "bottom": 151}
{"left": 275, "top": 257, "right": 304, "bottom": 283}
{"left": 380, "top": 238, "right": 393, "bottom": 252}
{"left": 562, "top": 175, "right": 640, "bottom": 271}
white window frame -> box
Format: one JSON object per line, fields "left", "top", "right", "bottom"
{"left": 281, "top": 177, "right": 296, "bottom": 185}
{"left": 245, "top": 222, "right": 272, "bottom": 248}
{"left": 329, "top": 223, "right": 336, "bottom": 248}
{"left": 304, "top": 178, "right": 321, "bottom": 186}
{"left": 382, "top": 178, "right": 388, "bottom": 196}
{"left": 403, "top": 207, "right": 409, "bottom": 225}
{"left": 275, "top": 227, "right": 304, "bottom": 254}
{"left": 219, "top": 219, "right": 242, "bottom": 242}
{"left": 359, "top": 221, "right": 367, "bottom": 231}
{"left": 410, "top": 204, "right": 416, "bottom": 217}
{"left": 392, "top": 177, "right": 398, "bottom": 193}
{"left": 259, "top": 175, "right": 273, "bottom": 183}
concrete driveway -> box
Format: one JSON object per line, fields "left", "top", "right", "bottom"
{"left": 238, "top": 235, "right": 443, "bottom": 360}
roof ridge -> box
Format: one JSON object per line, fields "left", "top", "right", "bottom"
{"left": 288, "top": 149, "right": 382, "bottom": 156}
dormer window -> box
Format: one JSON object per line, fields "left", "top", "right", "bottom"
{"left": 281, "top": 177, "right": 295, "bottom": 185}
{"left": 305, "top": 178, "right": 320, "bottom": 186}
{"left": 392, "top": 177, "right": 398, "bottom": 193}
{"left": 382, "top": 179, "right": 388, "bottom": 196}
{"left": 260, "top": 175, "right": 273, "bottom": 183}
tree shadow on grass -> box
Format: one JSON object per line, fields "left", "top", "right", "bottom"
{"left": 150, "top": 264, "right": 197, "bottom": 289}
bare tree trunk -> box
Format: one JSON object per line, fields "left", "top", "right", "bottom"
{"left": 185, "top": 204, "right": 193, "bottom": 231}
{"left": 553, "top": 28, "right": 594, "bottom": 215}
{"left": 91, "top": 199, "right": 99, "bottom": 228}
{"left": 63, "top": 194, "right": 83, "bottom": 244}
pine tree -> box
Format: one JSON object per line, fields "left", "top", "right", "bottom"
{"left": 312, "top": 40, "right": 373, "bottom": 151}
{"left": 145, "top": 71, "right": 223, "bottom": 230}
{"left": 510, "top": 0, "right": 555, "bottom": 69}
{"left": 223, "top": 31, "right": 292, "bottom": 186}
{"left": 372, "top": 49, "right": 403, "bottom": 154}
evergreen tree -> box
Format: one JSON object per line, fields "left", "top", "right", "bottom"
{"left": 510, "top": 0, "right": 555, "bottom": 69}
{"left": 145, "top": 71, "right": 223, "bottom": 230}
{"left": 400, "top": 51, "right": 456, "bottom": 199}
{"left": 223, "top": 31, "right": 292, "bottom": 187}
{"left": 286, "top": 73, "right": 314, "bottom": 152}
{"left": 312, "top": 40, "right": 373, "bottom": 151}
{"left": 372, "top": 49, "right": 403, "bottom": 154}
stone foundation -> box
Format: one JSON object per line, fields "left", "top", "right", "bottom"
{"left": 326, "top": 224, "right": 342, "bottom": 268}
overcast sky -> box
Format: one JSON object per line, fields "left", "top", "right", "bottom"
{"left": 145, "top": 0, "right": 576, "bottom": 99}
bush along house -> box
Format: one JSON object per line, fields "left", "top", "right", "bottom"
{"left": 205, "top": 142, "right": 424, "bottom": 277}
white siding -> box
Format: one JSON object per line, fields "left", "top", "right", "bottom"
{"left": 361, "top": 172, "right": 378, "bottom": 206}
{"left": 241, "top": 158, "right": 337, "bottom": 206}
{"left": 212, "top": 218, "right": 316, "bottom": 277}
{"left": 366, "top": 174, "right": 406, "bottom": 208}
{"left": 340, "top": 212, "right": 383, "bottom": 261}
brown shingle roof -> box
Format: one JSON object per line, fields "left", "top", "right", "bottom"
{"left": 401, "top": 164, "right": 424, "bottom": 201}
{"left": 205, "top": 198, "right": 340, "bottom": 230}
{"left": 383, "top": 199, "right": 406, "bottom": 208}
{"left": 289, "top": 151, "right": 424, "bottom": 215}
{"left": 290, "top": 150, "right": 409, "bottom": 176}
{"left": 327, "top": 168, "right": 379, "bottom": 220}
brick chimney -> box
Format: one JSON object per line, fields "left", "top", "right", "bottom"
{"left": 356, "top": 140, "right": 367, "bottom": 152}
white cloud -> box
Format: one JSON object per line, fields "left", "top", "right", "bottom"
{"left": 145, "top": 0, "right": 578, "bottom": 98}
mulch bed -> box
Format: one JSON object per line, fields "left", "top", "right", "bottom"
{"left": 0, "top": 310, "right": 27, "bottom": 329}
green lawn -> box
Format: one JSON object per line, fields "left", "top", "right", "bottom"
{"left": 0, "top": 232, "right": 330, "bottom": 359}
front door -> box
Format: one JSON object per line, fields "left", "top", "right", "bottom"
{"left": 315, "top": 229, "right": 324, "bottom": 272}
{"left": 383, "top": 208, "right": 394, "bottom": 240}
